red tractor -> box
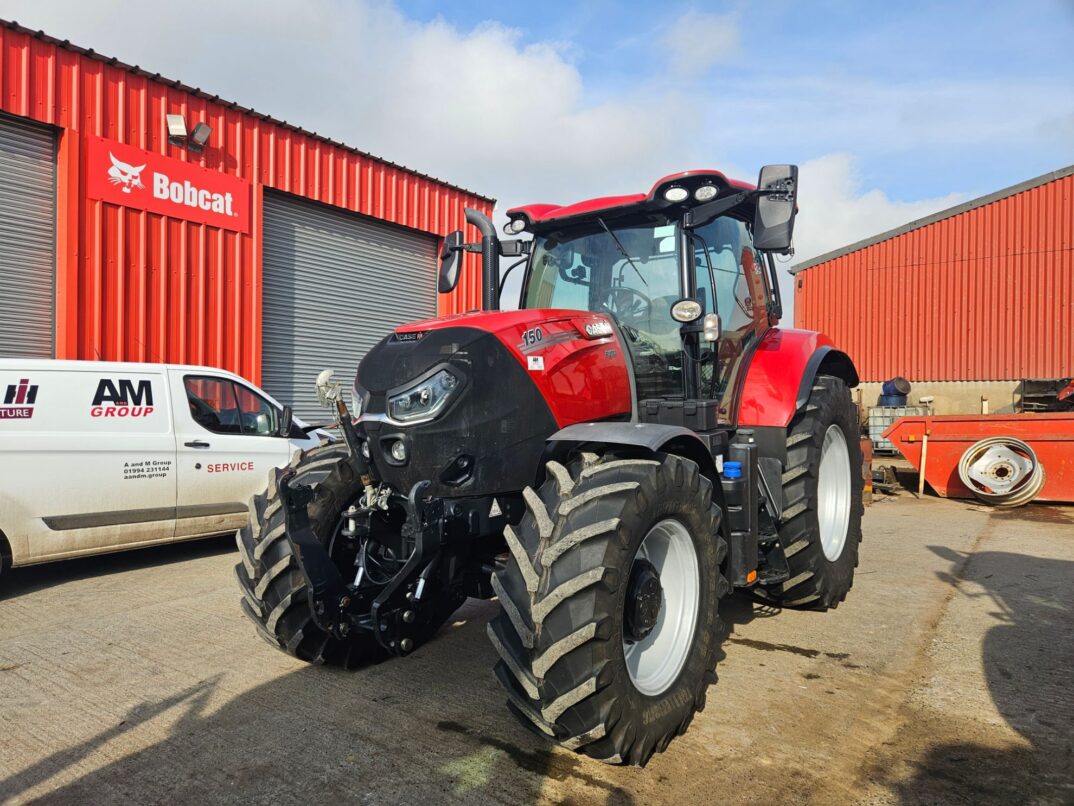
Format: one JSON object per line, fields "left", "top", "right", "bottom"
{"left": 235, "top": 165, "right": 863, "bottom": 765}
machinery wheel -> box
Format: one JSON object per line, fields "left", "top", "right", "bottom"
{"left": 234, "top": 443, "right": 380, "bottom": 666}
{"left": 757, "top": 375, "right": 863, "bottom": 609}
{"left": 487, "top": 451, "right": 729, "bottom": 766}
{"left": 235, "top": 443, "right": 465, "bottom": 667}
{"left": 957, "top": 437, "right": 1046, "bottom": 507}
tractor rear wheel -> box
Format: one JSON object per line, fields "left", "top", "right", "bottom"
{"left": 756, "top": 375, "right": 863, "bottom": 609}
{"left": 487, "top": 451, "right": 729, "bottom": 766}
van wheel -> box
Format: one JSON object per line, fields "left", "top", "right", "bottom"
{"left": 0, "top": 532, "right": 10, "bottom": 590}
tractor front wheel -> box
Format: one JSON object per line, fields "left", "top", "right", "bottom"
{"left": 234, "top": 443, "right": 385, "bottom": 667}
{"left": 487, "top": 452, "right": 729, "bottom": 766}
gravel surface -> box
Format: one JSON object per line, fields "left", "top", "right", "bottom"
{"left": 1, "top": 494, "right": 1071, "bottom": 805}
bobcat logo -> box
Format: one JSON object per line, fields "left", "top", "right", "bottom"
{"left": 107, "top": 153, "right": 146, "bottom": 193}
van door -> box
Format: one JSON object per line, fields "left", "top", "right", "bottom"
{"left": 170, "top": 370, "right": 290, "bottom": 539}
{"left": 0, "top": 365, "right": 177, "bottom": 564}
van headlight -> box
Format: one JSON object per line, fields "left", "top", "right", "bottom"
{"left": 387, "top": 369, "right": 460, "bottom": 424}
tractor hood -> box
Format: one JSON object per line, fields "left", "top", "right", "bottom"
{"left": 352, "top": 308, "right": 632, "bottom": 498}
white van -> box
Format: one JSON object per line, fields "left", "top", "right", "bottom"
{"left": 0, "top": 360, "right": 323, "bottom": 576}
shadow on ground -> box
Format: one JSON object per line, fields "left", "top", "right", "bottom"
{"left": 0, "top": 536, "right": 235, "bottom": 601}
{"left": 866, "top": 514, "right": 1074, "bottom": 805}
{"left": 0, "top": 573, "right": 768, "bottom": 804}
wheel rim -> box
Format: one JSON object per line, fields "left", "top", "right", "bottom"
{"left": 818, "top": 424, "right": 852, "bottom": 562}
{"left": 623, "top": 518, "right": 700, "bottom": 696}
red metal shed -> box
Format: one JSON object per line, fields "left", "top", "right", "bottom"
{"left": 792, "top": 166, "right": 1073, "bottom": 385}
{"left": 0, "top": 19, "right": 492, "bottom": 412}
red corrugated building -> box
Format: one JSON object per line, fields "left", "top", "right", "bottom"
{"left": 792, "top": 165, "right": 1073, "bottom": 413}
{"left": 0, "top": 19, "right": 493, "bottom": 416}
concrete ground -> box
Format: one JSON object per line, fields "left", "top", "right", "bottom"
{"left": 1, "top": 494, "right": 1071, "bottom": 805}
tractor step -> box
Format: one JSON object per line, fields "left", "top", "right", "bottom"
{"left": 757, "top": 566, "right": 789, "bottom": 585}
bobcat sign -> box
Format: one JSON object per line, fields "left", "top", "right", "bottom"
{"left": 86, "top": 135, "right": 251, "bottom": 233}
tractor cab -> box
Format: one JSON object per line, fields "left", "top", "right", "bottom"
{"left": 439, "top": 166, "right": 798, "bottom": 427}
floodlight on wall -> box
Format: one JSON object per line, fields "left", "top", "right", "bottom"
{"left": 166, "top": 114, "right": 188, "bottom": 146}
{"left": 188, "top": 122, "right": 213, "bottom": 152}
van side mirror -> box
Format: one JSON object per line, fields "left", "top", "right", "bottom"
{"left": 278, "top": 405, "right": 294, "bottom": 438}
{"left": 438, "top": 231, "right": 465, "bottom": 293}
{"left": 753, "top": 164, "right": 798, "bottom": 253}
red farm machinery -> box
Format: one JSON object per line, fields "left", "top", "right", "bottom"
{"left": 235, "top": 165, "right": 865, "bottom": 765}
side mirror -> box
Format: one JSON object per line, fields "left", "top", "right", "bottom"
{"left": 753, "top": 164, "right": 798, "bottom": 252}
{"left": 438, "top": 230, "right": 465, "bottom": 293}
{"left": 277, "top": 405, "right": 294, "bottom": 438}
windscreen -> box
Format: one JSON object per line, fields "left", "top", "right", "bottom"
{"left": 523, "top": 218, "right": 685, "bottom": 398}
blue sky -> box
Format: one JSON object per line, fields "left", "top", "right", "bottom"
{"left": 6, "top": 0, "right": 1074, "bottom": 306}
{"left": 395, "top": 0, "right": 1074, "bottom": 201}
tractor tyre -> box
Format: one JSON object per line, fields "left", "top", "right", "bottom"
{"left": 487, "top": 452, "right": 730, "bottom": 766}
{"left": 235, "top": 444, "right": 464, "bottom": 667}
{"left": 756, "top": 374, "right": 864, "bottom": 609}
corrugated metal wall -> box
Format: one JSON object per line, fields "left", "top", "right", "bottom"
{"left": 794, "top": 172, "right": 1073, "bottom": 382}
{"left": 0, "top": 113, "right": 55, "bottom": 357}
{"left": 261, "top": 192, "right": 437, "bottom": 419}
{"left": 0, "top": 21, "right": 491, "bottom": 383}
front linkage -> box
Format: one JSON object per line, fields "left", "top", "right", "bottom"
{"left": 275, "top": 370, "right": 463, "bottom": 657}
{"left": 277, "top": 469, "right": 447, "bottom": 656}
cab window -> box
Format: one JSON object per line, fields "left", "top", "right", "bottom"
{"left": 692, "top": 216, "right": 766, "bottom": 417}
{"left": 184, "top": 376, "right": 277, "bottom": 436}
{"left": 525, "top": 219, "right": 686, "bottom": 398}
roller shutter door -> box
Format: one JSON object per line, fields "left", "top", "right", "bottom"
{"left": 262, "top": 192, "right": 438, "bottom": 420}
{"left": 0, "top": 115, "right": 56, "bottom": 358}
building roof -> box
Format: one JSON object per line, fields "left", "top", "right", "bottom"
{"left": 0, "top": 18, "right": 495, "bottom": 204}
{"left": 790, "top": 163, "right": 1074, "bottom": 274}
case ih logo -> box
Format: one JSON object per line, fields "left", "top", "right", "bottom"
{"left": 91, "top": 379, "right": 155, "bottom": 418}
{"left": 1, "top": 378, "right": 38, "bottom": 419}
{"left": 87, "top": 135, "right": 251, "bottom": 234}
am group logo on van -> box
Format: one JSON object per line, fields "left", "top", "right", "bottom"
{"left": 1, "top": 378, "right": 38, "bottom": 419}
{"left": 86, "top": 135, "right": 251, "bottom": 234}
{"left": 91, "top": 378, "right": 155, "bottom": 418}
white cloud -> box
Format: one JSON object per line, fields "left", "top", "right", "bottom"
{"left": 0, "top": 0, "right": 1028, "bottom": 321}
{"left": 4, "top": 0, "right": 703, "bottom": 210}
{"left": 793, "top": 153, "right": 964, "bottom": 263}
{"left": 659, "top": 11, "right": 740, "bottom": 77}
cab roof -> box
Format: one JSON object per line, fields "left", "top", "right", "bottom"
{"left": 506, "top": 170, "right": 755, "bottom": 228}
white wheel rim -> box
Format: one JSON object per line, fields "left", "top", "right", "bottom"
{"left": 623, "top": 518, "right": 700, "bottom": 696}
{"left": 818, "top": 424, "right": 852, "bottom": 562}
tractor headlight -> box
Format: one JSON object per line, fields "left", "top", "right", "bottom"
{"left": 387, "top": 369, "right": 461, "bottom": 424}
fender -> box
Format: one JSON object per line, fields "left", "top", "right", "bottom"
{"left": 738, "top": 328, "right": 859, "bottom": 428}
{"left": 546, "top": 422, "right": 722, "bottom": 487}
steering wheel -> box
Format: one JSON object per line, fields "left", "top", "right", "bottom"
{"left": 604, "top": 286, "right": 652, "bottom": 328}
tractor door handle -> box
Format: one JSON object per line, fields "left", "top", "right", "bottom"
{"left": 185, "top": 440, "right": 211, "bottom": 449}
